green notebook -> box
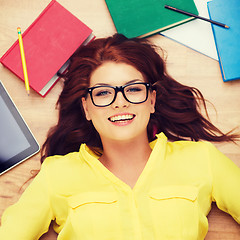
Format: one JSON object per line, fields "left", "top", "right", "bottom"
{"left": 105, "top": 0, "right": 198, "bottom": 38}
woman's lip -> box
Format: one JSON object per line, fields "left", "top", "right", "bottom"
{"left": 108, "top": 115, "right": 135, "bottom": 126}
{"left": 108, "top": 113, "right": 136, "bottom": 123}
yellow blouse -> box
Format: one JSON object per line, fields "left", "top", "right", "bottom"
{"left": 0, "top": 133, "right": 240, "bottom": 240}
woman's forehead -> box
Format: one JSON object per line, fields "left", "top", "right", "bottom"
{"left": 89, "top": 62, "right": 145, "bottom": 87}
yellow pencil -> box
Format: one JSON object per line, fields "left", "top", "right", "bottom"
{"left": 17, "top": 27, "right": 30, "bottom": 95}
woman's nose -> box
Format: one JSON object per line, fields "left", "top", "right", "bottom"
{"left": 111, "top": 91, "right": 129, "bottom": 109}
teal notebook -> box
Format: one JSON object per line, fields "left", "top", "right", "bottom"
{"left": 208, "top": 0, "right": 240, "bottom": 82}
{"left": 105, "top": 0, "right": 198, "bottom": 38}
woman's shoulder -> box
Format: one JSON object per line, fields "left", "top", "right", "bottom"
{"left": 154, "top": 132, "right": 214, "bottom": 154}
{"left": 38, "top": 147, "right": 92, "bottom": 188}
{"left": 166, "top": 139, "right": 214, "bottom": 154}
{"left": 41, "top": 149, "right": 85, "bottom": 173}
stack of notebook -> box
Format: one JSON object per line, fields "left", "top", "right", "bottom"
{"left": 0, "top": 0, "right": 94, "bottom": 97}
{"left": 105, "top": 0, "right": 240, "bottom": 83}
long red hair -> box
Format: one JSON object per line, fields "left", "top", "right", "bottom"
{"left": 41, "top": 34, "right": 238, "bottom": 162}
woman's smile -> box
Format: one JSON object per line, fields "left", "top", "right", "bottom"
{"left": 108, "top": 113, "right": 136, "bottom": 124}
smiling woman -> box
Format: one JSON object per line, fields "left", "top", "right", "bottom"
{"left": 0, "top": 34, "right": 240, "bottom": 240}
{"left": 81, "top": 61, "right": 156, "bottom": 146}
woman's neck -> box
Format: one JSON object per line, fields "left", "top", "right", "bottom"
{"left": 99, "top": 136, "right": 152, "bottom": 188}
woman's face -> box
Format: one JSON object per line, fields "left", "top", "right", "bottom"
{"left": 82, "top": 61, "right": 156, "bottom": 143}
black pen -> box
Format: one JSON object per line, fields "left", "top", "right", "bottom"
{"left": 165, "top": 5, "right": 229, "bottom": 29}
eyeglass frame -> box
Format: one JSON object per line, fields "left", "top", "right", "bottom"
{"left": 87, "top": 82, "right": 152, "bottom": 107}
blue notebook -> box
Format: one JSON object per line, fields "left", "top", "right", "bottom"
{"left": 207, "top": 0, "right": 240, "bottom": 82}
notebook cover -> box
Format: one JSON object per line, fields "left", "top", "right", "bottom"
{"left": 105, "top": 0, "right": 198, "bottom": 38}
{"left": 207, "top": 0, "right": 240, "bottom": 82}
{"left": 161, "top": 0, "right": 218, "bottom": 60}
{"left": 0, "top": 0, "right": 93, "bottom": 96}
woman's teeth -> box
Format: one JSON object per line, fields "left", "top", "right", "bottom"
{"left": 109, "top": 114, "right": 134, "bottom": 122}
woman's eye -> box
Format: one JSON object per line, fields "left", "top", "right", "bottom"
{"left": 127, "top": 87, "right": 142, "bottom": 93}
{"left": 95, "top": 90, "right": 112, "bottom": 97}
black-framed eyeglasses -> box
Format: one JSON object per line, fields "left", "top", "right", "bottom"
{"left": 87, "top": 82, "right": 151, "bottom": 107}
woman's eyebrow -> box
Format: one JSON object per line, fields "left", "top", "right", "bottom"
{"left": 92, "top": 79, "right": 144, "bottom": 87}
{"left": 125, "top": 79, "right": 145, "bottom": 84}
{"left": 92, "top": 83, "right": 111, "bottom": 87}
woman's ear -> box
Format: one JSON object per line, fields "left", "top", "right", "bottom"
{"left": 81, "top": 97, "right": 91, "bottom": 121}
{"left": 150, "top": 90, "right": 156, "bottom": 114}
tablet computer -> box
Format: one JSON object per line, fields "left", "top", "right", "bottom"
{"left": 0, "top": 81, "right": 40, "bottom": 175}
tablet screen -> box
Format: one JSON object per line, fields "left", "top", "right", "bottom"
{"left": 0, "top": 81, "right": 40, "bottom": 175}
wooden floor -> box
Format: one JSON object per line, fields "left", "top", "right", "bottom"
{"left": 0, "top": 0, "right": 240, "bottom": 239}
